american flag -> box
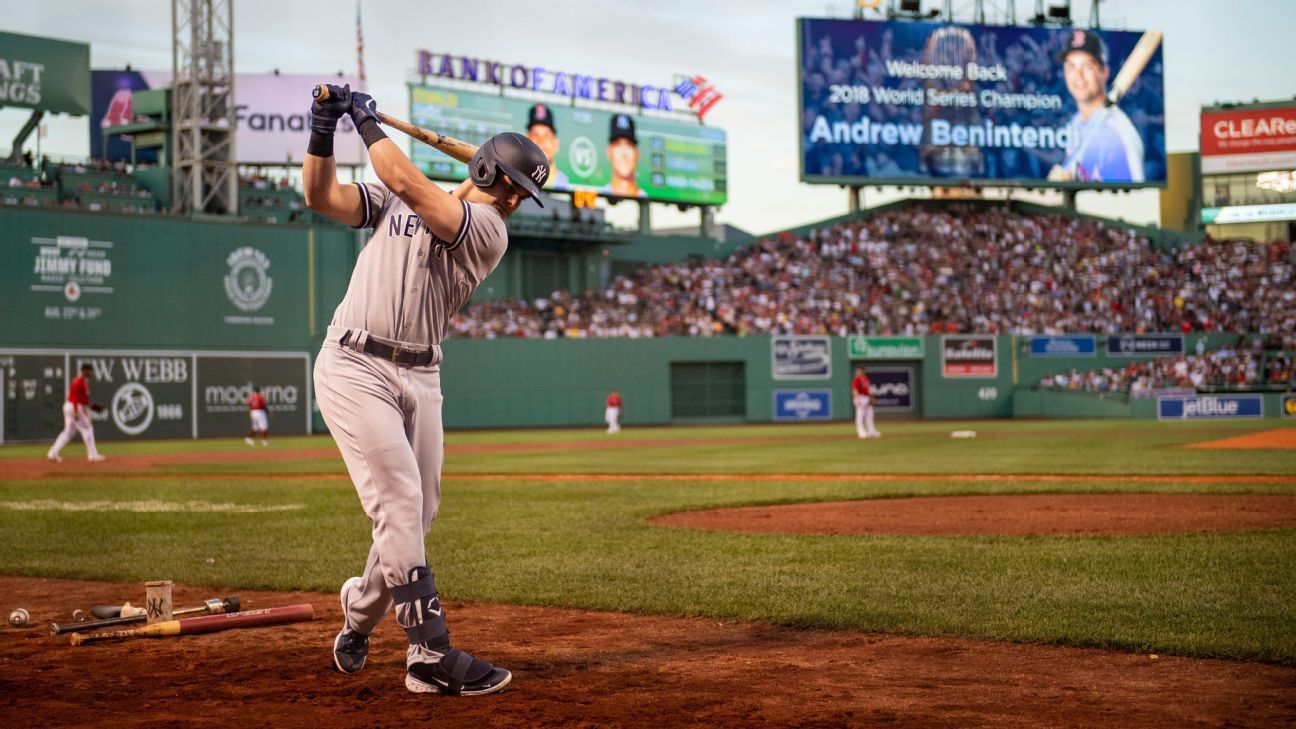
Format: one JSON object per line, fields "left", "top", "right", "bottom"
{"left": 356, "top": 1, "right": 367, "bottom": 84}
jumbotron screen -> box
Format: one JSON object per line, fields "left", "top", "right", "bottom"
{"left": 797, "top": 18, "right": 1166, "bottom": 188}
{"left": 408, "top": 84, "right": 727, "bottom": 205}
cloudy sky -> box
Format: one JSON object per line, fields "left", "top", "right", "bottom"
{"left": 4, "top": 0, "right": 1294, "bottom": 233}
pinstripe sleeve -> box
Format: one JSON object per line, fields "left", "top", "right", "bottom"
{"left": 350, "top": 182, "right": 391, "bottom": 229}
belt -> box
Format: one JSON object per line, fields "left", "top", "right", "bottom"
{"left": 339, "top": 331, "right": 438, "bottom": 368}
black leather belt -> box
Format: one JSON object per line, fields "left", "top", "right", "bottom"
{"left": 340, "top": 331, "right": 437, "bottom": 368}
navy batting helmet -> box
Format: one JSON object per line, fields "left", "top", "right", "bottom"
{"left": 470, "top": 132, "right": 550, "bottom": 207}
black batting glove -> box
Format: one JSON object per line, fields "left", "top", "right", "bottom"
{"left": 310, "top": 83, "right": 351, "bottom": 135}
{"left": 349, "top": 91, "right": 379, "bottom": 129}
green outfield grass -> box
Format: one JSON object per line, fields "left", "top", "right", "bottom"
{"left": 2, "top": 420, "right": 1294, "bottom": 663}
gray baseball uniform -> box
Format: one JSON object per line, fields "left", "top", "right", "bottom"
{"left": 313, "top": 181, "right": 506, "bottom": 639}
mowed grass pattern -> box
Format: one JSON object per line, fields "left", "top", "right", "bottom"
{"left": 1, "top": 420, "right": 1294, "bottom": 662}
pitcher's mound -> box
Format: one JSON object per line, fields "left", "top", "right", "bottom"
{"left": 1187, "top": 428, "right": 1296, "bottom": 450}
{"left": 651, "top": 494, "right": 1296, "bottom": 536}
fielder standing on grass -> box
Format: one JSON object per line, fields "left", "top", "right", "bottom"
{"left": 47, "top": 363, "right": 106, "bottom": 463}
{"left": 304, "top": 83, "right": 549, "bottom": 697}
{"left": 605, "top": 389, "right": 622, "bottom": 434}
{"left": 245, "top": 386, "right": 269, "bottom": 446}
{"left": 852, "top": 367, "right": 880, "bottom": 439}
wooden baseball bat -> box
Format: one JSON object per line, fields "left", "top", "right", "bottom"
{"left": 51, "top": 596, "right": 240, "bottom": 635}
{"left": 69, "top": 603, "right": 313, "bottom": 646}
{"left": 312, "top": 83, "right": 479, "bottom": 163}
{"left": 1107, "top": 30, "right": 1162, "bottom": 106}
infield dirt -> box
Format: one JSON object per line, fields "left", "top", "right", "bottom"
{"left": 1, "top": 577, "right": 1293, "bottom": 728}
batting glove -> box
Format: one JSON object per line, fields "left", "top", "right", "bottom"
{"left": 310, "top": 83, "right": 351, "bottom": 135}
{"left": 349, "top": 91, "right": 380, "bottom": 129}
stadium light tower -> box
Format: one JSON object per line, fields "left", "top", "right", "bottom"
{"left": 171, "top": 0, "right": 238, "bottom": 215}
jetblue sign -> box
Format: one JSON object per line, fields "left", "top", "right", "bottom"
{"left": 773, "top": 390, "right": 832, "bottom": 421}
{"left": 1157, "top": 395, "right": 1263, "bottom": 421}
{"left": 1030, "top": 335, "right": 1096, "bottom": 357}
{"left": 1108, "top": 334, "right": 1184, "bottom": 356}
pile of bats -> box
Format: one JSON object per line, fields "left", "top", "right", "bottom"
{"left": 50, "top": 594, "right": 314, "bottom": 646}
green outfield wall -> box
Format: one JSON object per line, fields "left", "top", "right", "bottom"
{"left": 2, "top": 207, "right": 1286, "bottom": 439}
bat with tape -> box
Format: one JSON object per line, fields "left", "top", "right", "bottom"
{"left": 69, "top": 603, "right": 313, "bottom": 646}
{"left": 1049, "top": 29, "right": 1163, "bottom": 181}
{"left": 312, "top": 84, "right": 479, "bottom": 163}
{"left": 51, "top": 596, "right": 240, "bottom": 636}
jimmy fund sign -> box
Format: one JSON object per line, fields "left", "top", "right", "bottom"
{"left": 772, "top": 336, "right": 832, "bottom": 380}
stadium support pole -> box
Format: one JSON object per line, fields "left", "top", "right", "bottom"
{"left": 848, "top": 185, "right": 862, "bottom": 214}
{"left": 638, "top": 201, "right": 651, "bottom": 233}
{"left": 1063, "top": 189, "right": 1078, "bottom": 211}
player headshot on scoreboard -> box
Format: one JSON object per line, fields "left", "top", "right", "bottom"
{"left": 604, "top": 113, "right": 646, "bottom": 198}
{"left": 1050, "top": 29, "right": 1145, "bottom": 183}
{"left": 526, "top": 103, "right": 568, "bottom": 189}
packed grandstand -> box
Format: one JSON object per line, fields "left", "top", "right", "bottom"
{"left": 449, "top": 204, "right": 1294, "bottom": 345}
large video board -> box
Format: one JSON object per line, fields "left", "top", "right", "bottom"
{"left": 797, "top": 18, "right": 1166, "bottom": 188}
{"left": 408, "top": 84, "right": 727, "bottom": 205}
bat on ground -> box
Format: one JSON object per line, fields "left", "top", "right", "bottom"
{"left": 312, "top": 84, "right": 479, "bottom": 164}
{"left": 69, "top": 603, "right": 312, "bottom": 646}
{"left": 1049, "top": 29, "right": 1163, "bottom": 180}
{"left": 52, "top": 596, "right": 241, "bottom": 636}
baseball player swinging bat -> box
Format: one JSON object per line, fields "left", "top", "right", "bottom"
{"left": 312, "top": 84, "right": 479, "bottom": 163}
{"left": 69, "top": 603, "right": 314, "bottom": 646}
{"left": 1048, "top": 29, "right": 1162, "bottom": 181}
{"left": 51, "top": 596, "right": 240, "bottom": 635}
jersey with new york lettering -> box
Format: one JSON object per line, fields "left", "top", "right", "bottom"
{"left": 330, "top": 182, "right": 508, "bottom": 347}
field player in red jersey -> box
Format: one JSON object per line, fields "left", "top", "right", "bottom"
{"left": 246, "top": 385, "right": 269, "bottom": 446}
{"left": 852, "top": 367, "right": 881, "bottom": 439}
{"left": 47, "top": 363, "right": 106, "bottom": 463}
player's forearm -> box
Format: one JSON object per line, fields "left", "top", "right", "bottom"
{"left": 302, "top": 153, "right": 337, "bottom": 209}
{"left": 366, "top": 137, "right": 430, "bottom": 201}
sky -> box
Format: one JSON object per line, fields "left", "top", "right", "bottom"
{"left": 4, "top": 0, "right": 1295, "bottom": 234}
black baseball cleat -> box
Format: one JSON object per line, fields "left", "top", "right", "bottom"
{"left": 333, "top": 628, "right": 369, "bottom": 674}
{"left": 405, "top": 647, "right": 512, "bottom": 696}
{"left": 333, "top": 577, "right": 368, "bottom": 674}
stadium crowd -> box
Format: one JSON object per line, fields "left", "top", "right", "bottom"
{"left": 1039, "top": 341, "right": 1293, "bottom": 395}
{"left": 450, "top": 205, "right": 1295, "bottom": 340}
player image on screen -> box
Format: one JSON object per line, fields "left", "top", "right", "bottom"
{"left": 603, "top": 113, "right": 646, "bottom": 198}
{"left": 1050, "top": 29, "right": 1144, "bottom": 183}
{"left": 526, "top": 103, "right": 568, "bottom": 189}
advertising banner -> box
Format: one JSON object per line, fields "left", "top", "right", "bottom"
{"left": 1200, "top": 106, "right": 1296, "bottom": 174}
{"left": 1157, "top": 395, "right": 1263, "bottom": 421}
{"left": 408, "top": 84, "right": 727, "bottom": 205}
{"left": 941, "top": 335, "right": 997, "bottom": 377}
{"left": 0, "top": 350, "right": 311, "bottom": 442}
{"left": 90, "top": 71, "right": 364, "bottom": 165}
{"left": 772, "top": 336, "right": 832, "bottom": 380}
{"left": 1200, "top": 203, "right": 1296, "bottom": 225}
{"left": 848, "top": 336, "right": 924, "bottom": 359}
{"left": 865, "top": 367, "right": 914, "bottom": 410}
{"left": 1029, "top": 335, "right": 1096, "bottom": 357}
{"left": 196, "top": 355, "right": 310, "bottom": 437}
{"left": 4, "top": 210, "right": 309, "bottom": 349}
{"left": 72, "top": 352, "right": 193, "bottom": 439}
{"left": 773, "top": 389, "right": 832, "bottom": 421}
{"left": 1283, "top": 393, "right": 1296, "bottom": 418}
{"left": 1107, "top": 334, "right": 1183, "bottom": 356}
{"left": 797, "top": 18, "right": 1166, "bottom": 187}
{"left": 0, "top": 31, "right": 91, "bottom": 115}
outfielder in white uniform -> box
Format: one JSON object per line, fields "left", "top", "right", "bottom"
{"left": 304, "top": 84, "right": 549, "bottom": 697}
{"left": 47, "top": 363, "right": 106, "bottom": 463}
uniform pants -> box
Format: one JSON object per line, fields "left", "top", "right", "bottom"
{"left": 314, "top": 333, "right": 444, "bottom": 635}
{"left": 605, "top": 406, "right": 620, "bottom": 433}
{"left": 49, "top": 402, "right": 99, "bottom": 458}
{"left": 249, "top": 409, "right": 269, "bottom": 433}
{"left": 854, "top": 395, "right": 876, "bottom": 436}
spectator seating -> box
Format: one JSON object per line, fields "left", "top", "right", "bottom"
{"left": 450, "top": 203, "right": 1295, "bottom": 340}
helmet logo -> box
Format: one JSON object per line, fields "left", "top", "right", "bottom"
{"left": 531, "top": 165, "right": 547, "bottom": 183}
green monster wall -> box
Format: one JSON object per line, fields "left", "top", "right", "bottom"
{"left": 2, "top": 207, "right": 1284, "bottom": 439}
